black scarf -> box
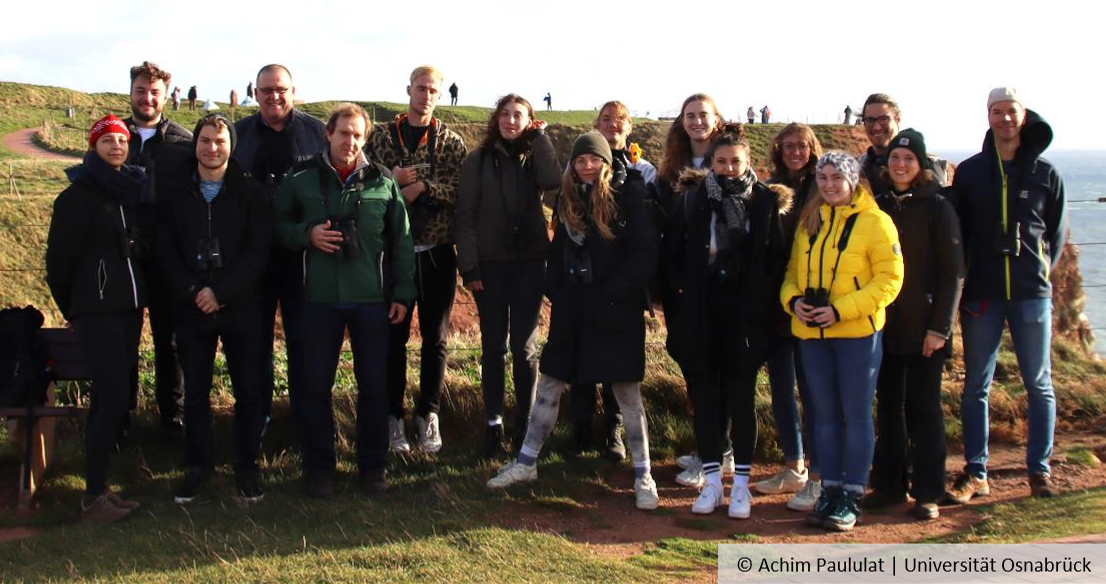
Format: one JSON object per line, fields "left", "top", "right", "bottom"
{"left": 70, "top": 152, "right": 147, "bottom": 207}
{"left": 704, "top": 168, "right": 756, "bottom": 264}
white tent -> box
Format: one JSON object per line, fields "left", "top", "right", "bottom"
{"left": 202, "top": 99, "right": 219, "bottom": 112}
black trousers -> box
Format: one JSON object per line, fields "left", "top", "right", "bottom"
{"left": 260, "top": 251, "right": 305, "bottom": 421}
{"left": 871, "top": 350, "right": 948, "bottom": 502}
{"left": 474, "top": 258, "right": 544, "bottom": 430}
{"left": 386, "top": 245, "right": 457, "bottom": 419}
{"left": 688, "top": 287, "right": 744, "bottom": 467}
{"left": 131, "top": 262, "right": 183, "bottom": 424}
{"left": 74, "top": 311, "right": 143, "bottom": 496}
{"left": 569, "top": 382, "right": 622, "bottom": 428}
{"left": 176, "top": 307, "right": 266, "bottom": 474}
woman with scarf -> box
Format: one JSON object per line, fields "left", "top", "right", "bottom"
{"left": 780, "top": 152, "right": 904, "bottom": 532}
{"left": 456, "top": 94, "right": 561, "bottom": 458}
{"left": 662, "top": 125, "right": 793, "bottom": 517}
{"left": 485, "top": 132, "right": 659, "bottom": 510}
{"left": 46, "top": 115, "right": 150, "bottom": 522}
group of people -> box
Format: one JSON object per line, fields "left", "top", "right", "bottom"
{"left": 44, "top": 60, "right": 1067, "bottom": 534}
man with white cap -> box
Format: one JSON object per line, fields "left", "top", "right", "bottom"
{"left": 948, "top": 87, "right": 1067, "bottom": 502}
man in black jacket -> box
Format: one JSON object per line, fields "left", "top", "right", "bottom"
{"left": 158, "top": 114, "right": 272, "bottom": 504}
{"left": 948, "top": 88, "right": 1067, "bottom": 502}
{"left": 235, "top": 64, "right": 327, "bottom": 425}
{"left": 125, "top": 61, "right": 192, "bottom": 439}
{"left": 858, "top": 93, "right": 950, "bottom": 193}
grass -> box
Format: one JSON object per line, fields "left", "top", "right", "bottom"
{"left": 929, "top": 487, "right": 1106, "bottom": 543}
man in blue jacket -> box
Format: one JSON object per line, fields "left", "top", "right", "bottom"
{"left": 949, "top": 87, "right": 1067, "bottom": 502}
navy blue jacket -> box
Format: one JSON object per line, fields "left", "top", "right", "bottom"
{"left": 952, "top": 110, "right": 1067, "bottom": 301}
{"left": 233, "top": 109, "right": 326, "bottom": 185}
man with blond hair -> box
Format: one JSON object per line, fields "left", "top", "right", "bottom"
{"left": 366, "top": 66, "right": 466, "bottom": 456}
{"left": 276, "top": 103, "right": 416, "bottom": 498}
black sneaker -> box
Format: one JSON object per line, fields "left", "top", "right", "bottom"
{"left": 358, "top": 469, "right": 388, "bottom": 495}
{"left": 805, "top": 485, "right": 841, "bottom": 527}
{"left": 173, "top": 469, "right": 211, "bottom": 504}
{"left": 236, "top": 471, "right": 265, "bottom": 504}
{"left": 485, "top": 424, "right": 507, "bottom": 460}
{"left": 863, "top": 489, "right": 907, "bottom": 510}
{"left": 605, "top": 420, "right": 626, "bottom": 463}
{"left": 306, "top": 473, "right": 335, "bottom": 499}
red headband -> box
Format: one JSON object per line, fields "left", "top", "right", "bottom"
{"left": 88, "top": 114, "right": 129, "bottom": 148}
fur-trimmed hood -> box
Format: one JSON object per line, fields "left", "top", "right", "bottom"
{"left": 674, "top": 167, "right": 794, "bottom": 214}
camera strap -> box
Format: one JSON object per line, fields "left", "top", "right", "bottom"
{"left": 390, "top": 115, "right": 439, "bottom": 176}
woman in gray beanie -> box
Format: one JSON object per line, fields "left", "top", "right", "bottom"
{"left": 486, "top": 132, "right": 661, "bottom": 511}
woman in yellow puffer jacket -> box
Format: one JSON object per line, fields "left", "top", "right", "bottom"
{"left": 779, "top": 151, "right": 903, "bottom": 532}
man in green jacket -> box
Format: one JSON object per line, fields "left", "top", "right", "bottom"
{"left": 275, "top": 103, "right": 416, "bottom": 498}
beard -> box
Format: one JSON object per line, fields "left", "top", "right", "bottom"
{"left": 131, "top": 104, "right": 160, "bottom": 124}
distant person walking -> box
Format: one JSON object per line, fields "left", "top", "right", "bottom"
{"left": 171, "top": 86, "right": 181, "bottom": 111}
{"left": 187, "top": 85, "right": 198, "bottom": 111}
{"left": 844, "top": 105, "right": 853, "bottom": 125}
{"left": 760, "top": 105, "right": 771, "bottom": 124}
{"left": 246, "top": 81, "right": 254, "bottom": 100}
{"left": 544, "top": 92, "right": 552, "bottom": 111}
{"left": 747, "top": 106, "right": 755, "bottom": 124}
{"left": 449, "top": 82, "right": 458, "bottom": 106}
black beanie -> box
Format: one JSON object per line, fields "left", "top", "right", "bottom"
{"left": 889, "top": 128, "right": 926, "bottom": 164}
{"left": 570, "top": 132, "right": 613, "bottom": 166}
{"left": 192, "top": 114, "right": 238, "bottom": 154}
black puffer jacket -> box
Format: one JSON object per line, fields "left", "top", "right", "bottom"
{"left": 540, "top": 173, "right": 656, "bottom": 384}
{"left": 46, "top": 161, "right": 149, "bottom": 320}
{"left": 156, "top": 157, "right": 272, "bottom": 314}
{"left": 952, "top": 109, "right": 1067, "bottom": 301}
{"left": 124, "top": 116, "right": 193, "bottom": 170}
{"left": 661, "top": 169, "right": 794, "bottom": 372}
{"left": 875, "top": 179, "right": 965, "bottom": 356}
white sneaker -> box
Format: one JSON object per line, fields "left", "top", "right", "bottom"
{"left": 634, "top": 474, "right": 660, "bottom": 511}
{"left": 388, "top": 416, "right": 411, "bottom": 453}
{"left": 722, "top": 451, "right": 735, "bottom": 475}
{"left": 691, "top": 482, "right": 724, "bottom": 514}
{"left": 728, "top": 484, "right": 752, "bottom": 519}
{"left": 417, "top": 413, "right": 443, "bottom": 454}
{"left": 676, "top": 452, "right": 700, "bottom": 470}
{"left": 676, "top": 463, "right": 704, "bottom": 487}
{"left": 753, "top": 467, "right": 808, "bottom": 495}
{"left": 787, "top": 480, "right": 821, "bottom": 512}
{"left": 486, "top": 460, "right": 537, "bottom": 489}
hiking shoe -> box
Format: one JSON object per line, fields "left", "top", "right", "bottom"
{"left": 753, "top": 467, "right": 808, "bottom": 495}
{"left": 306, "top": 473, "right": 335, "bottom": 499}
{"left": 486, "top": 460, "right": 537, "bottom": 489}
{"left": 676, "top": 452, "right": 700, "bottom": 470}
{"left": 173, "top": 469, "right": 211, "bottom": 505}
{"left": 824, "top": 491, "right": 863, "bottom": 531}
{"left": 946, "top": 473, "right": 989, "bottom": 504}
{"left": 417, "top": 413, "right": 443, "bottom": 454}
{"left": 805, "top": 485, "right": 840, "bottom": 526}
{"left": 105, "top": 490, "right": 141, "bottom": 510}
{"left": 485, "top": 424, "right": 507, "bottom": 460}
{"left": 863, "top": 489, "right": 908, "bottom": 509}
{"left": 1030, "top": 473, "right": 1055, "bottom": 498}
{"left": 911, "top": 500, "right": 940, "bottom": 521}
{"left": 692, "top": 482, "right": 724, "bottom": 514}
{"left": 728, "top": 484, "right": 752, "bottom": 519}
{"left": 236, "top": 472, "right": 265, "bottom": 504}
{"left": 388, "top": 416, "right": 411, "bottom": 453}
{"left": 722, "top": 451, "right": 735, "bottom": 476}
{"left": 789, "top": 480, "right": 821, "bottom": 512}
{"left": 81, "top": 493, "right": 132, "bottom": 523}
{"left": 676, "top": 463, "right": 705, "bottom": 487}
{"left": 634, "top": 474, "right": 660, "bottom": 511}
{"left": 359, "top": 469, "right": 389, "bottom": 495}
{"left": 606, "top": 421, "right": 626, "bottom": 462}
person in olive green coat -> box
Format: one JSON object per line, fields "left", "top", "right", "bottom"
{"left": 274, "top": 103, "right": 416, "bottom": 498}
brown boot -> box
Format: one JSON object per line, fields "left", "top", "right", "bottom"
{"left": 80, "top": 493, "right": 133, "bottom": 523}
{"left": 911, "top": 500, "right": 940, "bottom": 521}
{"left": 1029, "top": 473, "right": 1055, "bottom": 498}
{"left": 946, "top": 473, "right": 989, "bottom": 504}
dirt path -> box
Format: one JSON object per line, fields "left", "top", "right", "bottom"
{"left": 0, "top": 128, "right": 80, "bottom": 162}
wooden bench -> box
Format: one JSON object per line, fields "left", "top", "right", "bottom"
{"left": 1, "top": 328, "right": 89, "bottom": 512}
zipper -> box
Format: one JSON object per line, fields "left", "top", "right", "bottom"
{"left": 97, "top": 259, "right": 106, "bottom": 300}
{"left": 118, "top": 206, "right": 139, "bottom": 308}
{"left": 816, "top": 207, "right": 836, "bottom": 291}
{"left": 855, "top": 276, "right": 876, "bottom": 333}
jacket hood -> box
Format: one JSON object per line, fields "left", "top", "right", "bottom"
{"left": 981, "top": 108, "right": 1053, "bottom": 164}
{"left": 192, "top": 115, "right": 238, "bottom": 154}
{"left": 819, "top": 183, "right": 877, "bottom": 220}
{"left": 677, "top": 167, "right": 795, "bottom": 213}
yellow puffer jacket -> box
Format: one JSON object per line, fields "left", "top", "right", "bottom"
{"left": 780, "top": 185, "right": 904, "bottom": 339}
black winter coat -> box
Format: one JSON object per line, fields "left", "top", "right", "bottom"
{"left": 951, "top": 109, "right": 1067, "bottom": 301}
{"left": 156, "top": 158, "right": 272, "bottom": 315}
{"left": 875, "top": 179, "right": 965, "bottom": 356}
{"left": 46, "top": 167, "right": 149, "bottom": 320}
{"left": 661, "top": 169, "right": 794, "bottom": 372}
{"left": 539, "top": 174, "right": 657, "bottom": 384}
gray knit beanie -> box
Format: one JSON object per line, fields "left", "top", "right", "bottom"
{"left": 816, "top": 151, "right": 860, "bottom": 190}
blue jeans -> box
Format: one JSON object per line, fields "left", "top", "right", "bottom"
{"left": 960, "top": 298, "right": 1055, "bottom": 478}
{"left": 766, "top": 339, "right": 818, "bottom": 471}
{"left": 799, "top": 333, "right": 882, "bottom": 489}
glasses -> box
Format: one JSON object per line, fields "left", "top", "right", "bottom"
{"left": 862, "top": 115, "right": 893, "bottom": 127}
{"left": 782, "top": 142, "right": 810, "bottom": 152}
{"left": 257, "top": 87, "right": 290, "bottom": 96}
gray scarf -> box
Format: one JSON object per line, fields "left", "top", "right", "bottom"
{"left": 705, "top": 168, "right": 756, "bottom": 262}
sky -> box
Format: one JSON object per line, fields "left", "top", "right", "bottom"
{"left": 2, "top": 0, "right": 1099, "bottom": 152}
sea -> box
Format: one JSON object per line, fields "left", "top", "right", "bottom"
{"left": 941, "top": 149, "right": 1106, "bottom": 357}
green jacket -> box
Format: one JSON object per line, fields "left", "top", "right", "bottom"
{"left": 275, "top": 152, "right": 416, "bottom": 304}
